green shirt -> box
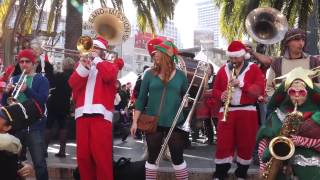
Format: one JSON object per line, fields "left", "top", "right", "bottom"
{"left": 17, "top": 75, "right": 34, "bottom": 103}
{"left": 135, "top": 69, "right": 188, "bottom": 127}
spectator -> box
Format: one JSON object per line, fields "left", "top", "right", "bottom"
{"left": 45, "top": 57, "right": 75, "bottom": 158}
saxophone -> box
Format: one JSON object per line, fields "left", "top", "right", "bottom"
{"left": 261, "top": 102, "right": 303, "bottom": 180}
{"left": 221, "top": 63, "right": 236, "bottom": 122}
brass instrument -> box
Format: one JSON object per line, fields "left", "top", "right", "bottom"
{"left": 43, "top": 7, "right": 131, "bottom": 58}
{"left": 261, "top": 102, "right": 303, "bottom": 180}
{"left": 221, "top": 64, "right": 236, "bottom": 122}
{"left": 42, "top": 36, "right": 119, "bottom": 60}
{"left": 7, "top": 70, "right": 27, "bottom": 104}
{"left": 245, "top": 7, "right": 288, "bottom": 44}
{"left": 88, "top": 7, "right": 131, "bottom": 46}
{"left": 155, "top": 60, "right": 210, "bottom": 165}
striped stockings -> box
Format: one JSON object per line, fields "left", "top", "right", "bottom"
{"left": 173, "top": 161, "right": 188, "bottom": 180}
{"left": 145, "top": 162, "right": 158, "bottom": 180}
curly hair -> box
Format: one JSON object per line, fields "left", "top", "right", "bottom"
{"left": 152, "top": 53, "right": 176, "bottom": 85}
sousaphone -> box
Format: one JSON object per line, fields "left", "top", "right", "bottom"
{"left": 245, "top": 7, "right": 288, "bottom": 44}
{"left": 88, "top": 8, "right": 131, "bottom": 46}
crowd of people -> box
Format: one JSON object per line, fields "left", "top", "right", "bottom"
{"left": 1, "top": 27, "right": 320, "bottom": 180}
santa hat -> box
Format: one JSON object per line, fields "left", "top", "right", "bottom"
{"left": 147, "top": 38, "right": 163, "bottom": 56}
{"left": 154, "top": 41, "right": 179, "bottom": 63}
{"left": 226, "top": 41, "right": 250, "bottom": 59}
{"left": 93, "top": 36, "right": 109, "bottom": 49}
{"left": 17, "top": 49, "right": 37, "bottom": 64}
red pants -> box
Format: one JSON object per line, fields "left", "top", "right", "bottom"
{"left": 215, "top": 110, "right": 258, "bottom": 165}
{"left": 76, "top": 116, "right": 113, "bottom": 180}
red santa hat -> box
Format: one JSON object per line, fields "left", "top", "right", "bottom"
{"left": 226, "top": 41, "right": 250, "bottom": 59}
{"left": 93, "top": 36, "right": 108, "bottom": 49}
{"left": 147, "top": 38, "right": 163, "bottom": 56}
{"left": 17, "top": 49, "right": 37, "bottom": 64}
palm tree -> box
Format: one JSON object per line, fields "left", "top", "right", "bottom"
{"left": 213, "top": 0, "right": 315, "bottom": 43}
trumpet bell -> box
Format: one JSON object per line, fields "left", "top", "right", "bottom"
{"left": 77, "top": 36, "right": 93, "bottom": 55}
{"left": 245, "top": 7, "right": 288, "bottom": 44}
{"left": 88, "top": 8, "right": 131, "bottom": 46}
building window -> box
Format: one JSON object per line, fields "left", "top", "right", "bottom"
{"left": 144, "top": 56, "right": 147, "bottom": 62}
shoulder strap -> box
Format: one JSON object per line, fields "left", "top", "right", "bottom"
{"left": 271, "top": 57, "right": 283, "bottom": 84}
{"left": 157, "top": 86, "right": 167, "bottom": 116}
{"left": 310, "top": 55, "right": 320, "bottom": 83}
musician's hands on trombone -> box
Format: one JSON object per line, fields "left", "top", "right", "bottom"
{"left": 79, "top": 56, "right": 92, "bottom": 69}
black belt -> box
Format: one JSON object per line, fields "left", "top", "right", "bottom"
{"left": 229, "top": 104, "right": 256, "bottom": 107}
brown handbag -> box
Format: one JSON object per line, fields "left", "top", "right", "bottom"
{"left": 137, "top": 87, "right": 167, "bottom": 134}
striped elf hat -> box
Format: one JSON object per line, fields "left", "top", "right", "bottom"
{"left": 154, "top": 41, "right": 179, "bottom": 63}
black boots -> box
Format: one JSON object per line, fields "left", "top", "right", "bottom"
{"left": 213, "top": 163, "right": 231, "bottom": 180}
{"left": 213, "top": 163, "right": 249, "bottom": 180}
{"left": 235, "top": 162, "right": 249, "bottom": 179}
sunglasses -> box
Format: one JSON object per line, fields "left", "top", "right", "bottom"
{"left": 19, "top": 60, "right": 31, "bottom": 64}
{"left": 287, "top": 87, "right": 307, "bottom": 97}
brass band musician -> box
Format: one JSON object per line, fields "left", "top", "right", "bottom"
{"left": 212, "top": 41, "right": 265, "bottom": 179}
{"left": 257, "top": 67, "right": 320, "bottom": 179}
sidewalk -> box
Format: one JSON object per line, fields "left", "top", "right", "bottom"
{"left": 27, "top": 136, "right": 260, "bottom": 180}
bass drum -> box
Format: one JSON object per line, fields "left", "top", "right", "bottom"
{"left": 1, "top": 99, "right": 44, "bottom": 132}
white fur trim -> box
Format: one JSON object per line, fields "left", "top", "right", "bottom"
{"left": 172, "top": 161, "right": 187, "bottom": 170}
{"left": 215, "top": 156, "right": 233, "bottom": 164}
{"left": 92, "top": 56, "right": 103, "bottom": 65}
{"left": 145, "top": 162, "right": 159, "bottom": 170}
{"left": 76, "top": 63, "right": 90, "bottom": 77}
{"left": 226, "top": 49, "right": 246, "bottom": 57}
{"left": 93, "top": 40, "right": 106, "bottom": 49}
{"left": 237, "top": 156, "right": 252, "bottom": 165}
{"left": 244, "top": 53, "right": 251, "bottom": 59}
{"left": 219, "top": 105, "right": 257, "bottom": 112}
{"left": 75, "top": 104, "right": 113, "bottom": 121}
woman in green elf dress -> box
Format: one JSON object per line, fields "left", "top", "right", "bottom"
{"left": 257, "top": 67, "right": 320, "bottom": 179}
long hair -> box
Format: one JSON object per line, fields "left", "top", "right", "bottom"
{"left": 152, "top": 53, "right": 176, "bottom": 85}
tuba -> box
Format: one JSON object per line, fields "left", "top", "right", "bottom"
{"left": 88, "top": 7, "right": 131, "bottom": 46}
{"left": 261, "top": 102, "right": 303, "bottom": 180}
{"left": 245, "top": 7, "right": 288, "bottom": 44}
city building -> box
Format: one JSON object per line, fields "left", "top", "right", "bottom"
{"left": 196, "top": 0, "right": 221, "bottom": 47}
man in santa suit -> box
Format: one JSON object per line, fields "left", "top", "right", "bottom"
{"left": 69, "top": 36, "right": 124, "bottom": 180}
{"left": 212, "top": 40, "right": 265, "bottom": 180}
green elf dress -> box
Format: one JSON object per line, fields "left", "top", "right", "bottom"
{"left": 257, "top": 68, "right": 320, "bottom": 180}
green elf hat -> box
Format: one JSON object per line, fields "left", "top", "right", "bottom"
{"left": 154, "top": 41, "right": 179, "bottom": 63}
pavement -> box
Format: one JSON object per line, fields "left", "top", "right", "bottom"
{"left": 26, "top": 134, "right": 260, "bottom": 180}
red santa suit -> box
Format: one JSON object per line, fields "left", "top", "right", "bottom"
{"left": 69, "top": 37, "right": 122, "bottom": 180}
{"left": 212, "top": 41, "right": 265, "bottom": 179}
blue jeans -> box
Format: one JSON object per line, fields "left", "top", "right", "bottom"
{"left": 16, "top": 130, "right": 48, "bottom": 180}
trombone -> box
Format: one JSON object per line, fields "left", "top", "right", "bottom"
{"left": 155, "top": 60, "right": 210, "bottom": 165}
{"left": 42, "top": 36, "right": 118, "bottom": 60}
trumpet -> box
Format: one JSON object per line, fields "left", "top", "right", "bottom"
{"left": 7, "top": 70, "right": 27, "bottom": 105}
{"left": 221, "top": 64, "right": 236, "bottom": 122}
